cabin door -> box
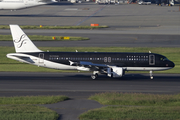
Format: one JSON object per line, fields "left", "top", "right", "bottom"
{"left": 24, "top": 0, "right": 28, "bottom": 5}
{"left": 149, "top": 55, "right": 155, "bottom": 65}
{"left": 39, "top": 53, "right": 44, "bottom": 65}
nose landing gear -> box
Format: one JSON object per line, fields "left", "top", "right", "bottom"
{"left": 150, "top": 70, "right": 153, "bottom": 79}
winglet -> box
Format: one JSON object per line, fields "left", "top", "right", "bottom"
{"left": 9, "top": 24, "right": 42, "bottom": 53}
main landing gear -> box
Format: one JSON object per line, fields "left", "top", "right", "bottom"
{"left": 91, "top": 71, "right": 99, "bottom": 80}
{"left": 150, "top": 70, "right": 153, "bottom": 79}
{"left": 91, "top": 71, "right": 154, "bottom": 80}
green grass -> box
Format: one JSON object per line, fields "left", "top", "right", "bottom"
{"left": 1, "top": 47, "right": 179, "bottom": 73}
{"left": 79, "top": 106, "right": 180, "bottom": 120}
{"left": 79, "top": 93, "right": 180, "bottom": 120}
{"left": 0, "top": 95, "right": 69, "bottom": 105}
{"left": 89, "top": 92, "right": 180, "bottom": 106}
{"left": 0, "top": 95, "right": 69, "bottom": 120}
{"left": 0, "top": 64, "right": 79, "bottom": 73}
{"left": 0, "top": 25, "right": 108, "bottom": 29}
{"left": 0, "top": 35, "right": 89, "bottom": 41}
{"left": 0, "top": 105, "right": 59, "bottom": 120}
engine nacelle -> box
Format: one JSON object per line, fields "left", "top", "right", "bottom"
{"left": 107, "top": 67, "right": 124, "bottom": 78}
{"left": 77, "top": 66, "right": 90, "bottom": 71}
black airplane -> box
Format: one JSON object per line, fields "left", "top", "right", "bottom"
{"left": 7, "top": 25, "right": 175, "bottom": 79}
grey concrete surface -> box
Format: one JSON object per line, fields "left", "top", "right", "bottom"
{"left": 0, "top": 72, "right": 180, "bottom": 120}
{"left": 42, "top": 99, "right": 104, "bottom": 120}
{"left": 0, "top": 2, "right": 179, "bottom": 48}
{"left": 1, "top": 29, "right": 180, "bottom": 47}
{"left": 0, "top": 2, "right": 179, "bottom": 27}
{"left": 0, "top": 72, "right": 180, "bottom": 94}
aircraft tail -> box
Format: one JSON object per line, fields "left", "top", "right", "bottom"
{"left": 9, "top": 24, "right": 42, "bottom": 53}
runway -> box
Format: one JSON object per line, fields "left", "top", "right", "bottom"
{"left": 1, "top": 72, "right": 180, "bottom": 97}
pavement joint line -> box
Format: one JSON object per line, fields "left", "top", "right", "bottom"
{"left": 0, "top": 89, "right": 172, "bottom": 93}
{"left": 75, "top": 5, "right": 107, "bottom": 26}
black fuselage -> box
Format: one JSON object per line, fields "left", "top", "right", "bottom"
{"left": 25, "top": 52, "right": 175, "bottom": 68}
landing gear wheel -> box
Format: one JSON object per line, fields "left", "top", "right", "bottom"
{"left": 111, "top": 73, "right": 113, "bottom": 78}
{"left": 91, "top": 73, "right": 98, "bottom": 80}
{"left": 150, "top": 70, "right": 153, "bottom": 80}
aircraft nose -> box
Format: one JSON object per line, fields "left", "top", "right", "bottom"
{"left": 168, "top": 61, "right": 175, "bottom": 68}
{"left": 172, "top": 61, "right": 175, "bottom": 68}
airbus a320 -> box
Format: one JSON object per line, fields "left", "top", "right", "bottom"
{"left": 7, "top": 25, "right": 175, "bottom": 79}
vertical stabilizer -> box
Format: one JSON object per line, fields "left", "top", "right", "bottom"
{"left": 10, "top": 24, "right": 42, "bottom": 53}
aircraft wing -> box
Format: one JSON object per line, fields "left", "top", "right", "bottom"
{"left": 79, "top": 61, "right": 109, "bottom": 71}
{"left": 79, "top": 61, "right": 125, "bottom": 71}
{"left": 39, "top": 0, "right": 57, "bottom": 2}
{"left": 79, "top": 61, "right": 108, "bottom": 67}
{"left": 69, "top": 60, "right": 114, "bottom": 71}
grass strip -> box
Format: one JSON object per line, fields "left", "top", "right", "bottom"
{"left": 0, "top": 105, "right": 59, "bottom": 120}
{"left": 0, "top": 35, "right": 89, "bottom": 41}
{"left": 0, "top": 95, "right": 69, "bottom": 105}
{"left": 1, "top": 47, "right": 179, "bottom": 73}
{"left": 0, "top": 95, "right": 69, "bottom": 120}
{"left": 79, "top": 93, "right": 180, "bottom": 120}
{"left": 0, "top": 64, "right": 78, "bottom": 72}
{"left": 89, "top": 92, "right": 180, "bottom": 106}
{"left": 0, "top": 25, "right": 108, "bottom": 29}
{"left": 79, "top": 106, "right": 180, "bottom": 120}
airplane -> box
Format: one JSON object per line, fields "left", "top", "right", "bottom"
{"left": 0, "top": 0, "right": 57, "bottom": 10}
{"left": 7, "top": 25, "right": 175, "bottom": 80}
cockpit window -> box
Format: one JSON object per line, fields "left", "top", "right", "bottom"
{"left": 163, "top": 58, "right": 169, "bottom": 61}
{"left": 161, "top": 57, "right": 169, "bottom": 61}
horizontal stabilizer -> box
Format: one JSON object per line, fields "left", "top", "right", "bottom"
{"left": 7, "top": 53, "right": 35, "bottom": 63}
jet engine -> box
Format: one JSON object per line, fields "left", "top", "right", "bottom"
{"left": 77, "top": 66, "right": 90, "bottom": 71}
{"left": 107, "top": 67, "right": 124, "bottom": 78}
